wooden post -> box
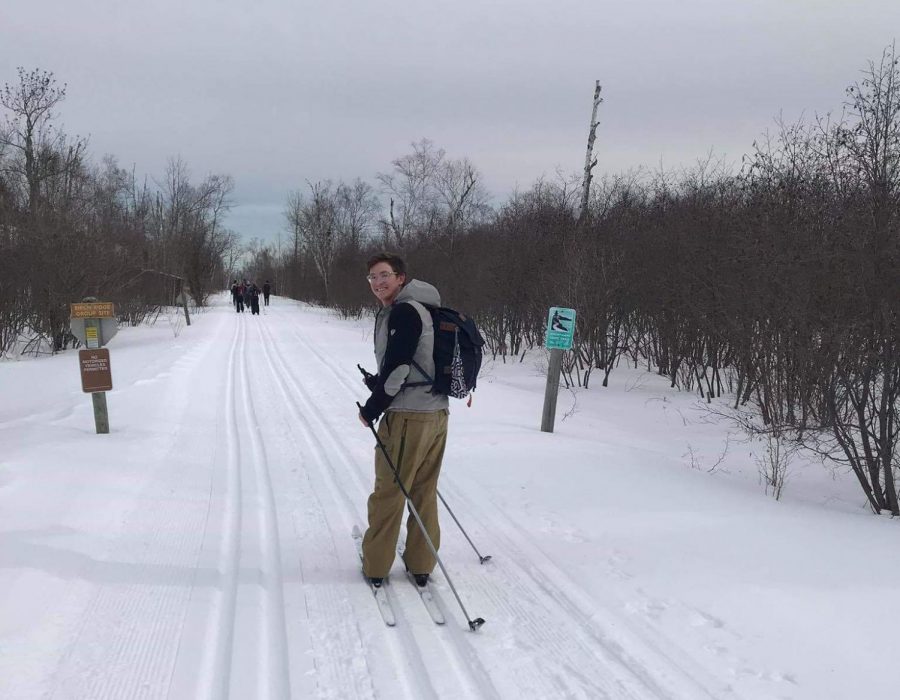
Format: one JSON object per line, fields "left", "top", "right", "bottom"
{"left": 93, "top": 320, "right": 109, "bottom": 434}
{"left": 578, "top": 81, "right": 603, "bottom": 223}
{"left": 92, "top": 392, "right": 110, "bottom": 434}
{"left": 541, "top": 349, "right": 564, "bottom": 433}
{"left": 180, "top": 284, "right": 191, "bottom": 326}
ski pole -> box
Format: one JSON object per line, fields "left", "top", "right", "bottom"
{"left": 436, "top": 490, "right": 492, "bottom": 564}
{"left": 356, "top": 402, "right": 485, "bottom": 631}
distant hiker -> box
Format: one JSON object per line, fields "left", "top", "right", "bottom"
{"left": 242, "top": 282, "right": 252, "bottom": 311}
{"left": 358, "top": 253, "right": 449, "bottom": 589}
{"left": 232, "top": 281, "right": 245, "bottom": 313}
{"left": 263, "top": 280, "right": 271, "bottom": 306}
{"left": 250, "top": 283, "right": 261, "bottom": 315}
{"left": 230, "top": 280, "right": 241, "bottom": 312}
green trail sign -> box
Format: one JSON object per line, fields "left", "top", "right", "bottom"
{"left": 545, "top": 307, "right": 576, "bottom": 350}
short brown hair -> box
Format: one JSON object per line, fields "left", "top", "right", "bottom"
{"left": 366, "top": 252, "right": 406, "bottom": 276}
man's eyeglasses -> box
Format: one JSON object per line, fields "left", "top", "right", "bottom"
{"left": 366, "top": 271, "right": 398, "bottom": 283}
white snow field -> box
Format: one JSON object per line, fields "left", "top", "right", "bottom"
{"left": 1, "top": 294, "right": 897, "bottom": 700}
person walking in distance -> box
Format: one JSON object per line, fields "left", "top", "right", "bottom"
{"left": 230, "top": 280, "right": 240, "bottom": 312}
{"left": 357, "top": 253, "right": 449, "bottom": 588}
{"left": 241, "top": 281, "right": 252, "bottom": 314}
{"left": 233, "top": 280, "right": 245, "bottom": 313}
{"left": 249, "top": 283, "right": 261, "bottom": 315}
{"left": 263, "top": 280, "right": 271, "bottom": 306}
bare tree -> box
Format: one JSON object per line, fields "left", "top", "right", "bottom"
{"left": 377, "top": 138, "right": 490, "bottom": 248}
{"left": 334, "top": 178, "right": 380, "bottom": 247}
{"left": 286, "top": 181, "right": 339, "bottom": 302}
{"left": 149, "top": 158, "right": 234, "bottom": 303}
{"left": 0, "top": 68, "right": 78, "bottom": 217}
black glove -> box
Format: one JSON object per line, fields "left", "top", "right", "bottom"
{"left": 358, "top": 364, "right": 378, "bottom": 391}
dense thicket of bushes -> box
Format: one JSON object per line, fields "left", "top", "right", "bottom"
{"left": 249, "top": 48, "right": 899, "bottom": 513}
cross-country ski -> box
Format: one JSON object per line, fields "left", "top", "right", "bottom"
{"left": 353, "top": 525, "right": 397, "bottom": 627}
{"left": 396, "top": 544, "right": 447, "bottom": 625}
{"left": 405, "top": 572, "right": 446, "bottom": 625}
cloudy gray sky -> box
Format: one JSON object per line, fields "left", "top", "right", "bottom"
{"left": 2, "top": 1, "right": 897, "bottom": 244}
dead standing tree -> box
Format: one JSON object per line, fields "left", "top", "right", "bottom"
{"left": 578, "top": 81, "right": 603, "bottom": 224}
{"left": 565, "top": 81, "right": 610, "bottom": 387}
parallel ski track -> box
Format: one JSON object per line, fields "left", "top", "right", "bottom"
{"left": 253, "top": 316, "right": 441, "bottom": 698}
{"left": 275, "top": 304, "right": 735, "bottom": 700}
{"left": 250, "top": 315, "right": 381, "bottom": 699}
{"left": 195, "top": 314, "right": 243, "bottom": 698}
{"left": 255, "top": 313, "right": 499, "bottom": 699}
{"left": 254, "top": 314, "right": 443, "bottom": 699}
{"left": 257, "top": 310, "right": 500, "bottom": 699}
{"left": 194, "top": 313, "right": 291, "bottom": 699}
{"left": 236, "top": 314, "right": 292, "bottom": 698}
{"left": 272, "top": 314, "right": 591, "bottom": 698}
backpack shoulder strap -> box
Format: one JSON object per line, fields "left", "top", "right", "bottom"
{"left": 397, "top": 300, "right": 435, "bottom": 387}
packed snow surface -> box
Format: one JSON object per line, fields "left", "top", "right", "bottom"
{"left": 1, "top": 295, "right": 896, "bottom": 699}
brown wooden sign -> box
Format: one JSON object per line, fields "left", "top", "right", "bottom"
{"left": 79, "top": 349, "right": 113, "bottom": 393}
{"left": 71, "top": 302, "right": 115, "bottom": 319}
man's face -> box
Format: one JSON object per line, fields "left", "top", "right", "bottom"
{"left": 367, "top": 261, "right": 405, "bottom": 306}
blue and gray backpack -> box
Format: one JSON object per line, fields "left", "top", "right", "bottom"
{"left": 410, "top": 306, "right": 484, "bottom": 399}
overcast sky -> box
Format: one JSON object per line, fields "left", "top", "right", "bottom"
{"left": 2, "top": 1, "right": 897, "bottom": 244}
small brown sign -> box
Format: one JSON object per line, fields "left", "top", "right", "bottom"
{"left": 79, "top": 349, "right": 113, "bottom": 393}
{"left": 71, "top": 302, "right": 115, "bottom": 319}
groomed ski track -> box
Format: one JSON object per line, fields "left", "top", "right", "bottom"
{"left": 239, "top": 298, "right": 734, "bottom": 700}
{"left": 0, "top": 296, "right": 741, "bottom": 699}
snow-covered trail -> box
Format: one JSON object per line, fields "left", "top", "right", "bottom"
{"left": 253, "top": 301, "right": 732, "bottom": 700}
{"left": 266, "top": 299, "right": 734, "bottom": 698}
{"left": 4, "top": 294, "right": 898, "bottom": 699}
{"left": 0, "top": 297, "right": 712, "bottom": 699}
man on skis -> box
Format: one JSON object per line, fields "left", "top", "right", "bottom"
{"left": 357, "top": 253, "right": 449, "bottom": 589}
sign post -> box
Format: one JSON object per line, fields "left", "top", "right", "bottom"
{"left": 541, "top": 307, "right": 577, "bottom": 433}
{"left": 70, "top": 301, "right": 116, "bottom": 434}
{"left": 79, "top": 349, "right": 113, "bottom": 433}
{"left": 175, "top": 285, "right": 191, "bottom": 326}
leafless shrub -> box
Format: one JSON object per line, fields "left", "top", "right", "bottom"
{"left": 756, "top": 430, "right": 795, "bottom": 500}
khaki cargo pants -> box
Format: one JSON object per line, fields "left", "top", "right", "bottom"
{"left": 362, "top": 409, "right": 449, "bottom": 579}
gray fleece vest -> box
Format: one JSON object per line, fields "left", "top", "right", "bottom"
{"left": 374, "top": 279, "right": 450, "bottom": 414}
